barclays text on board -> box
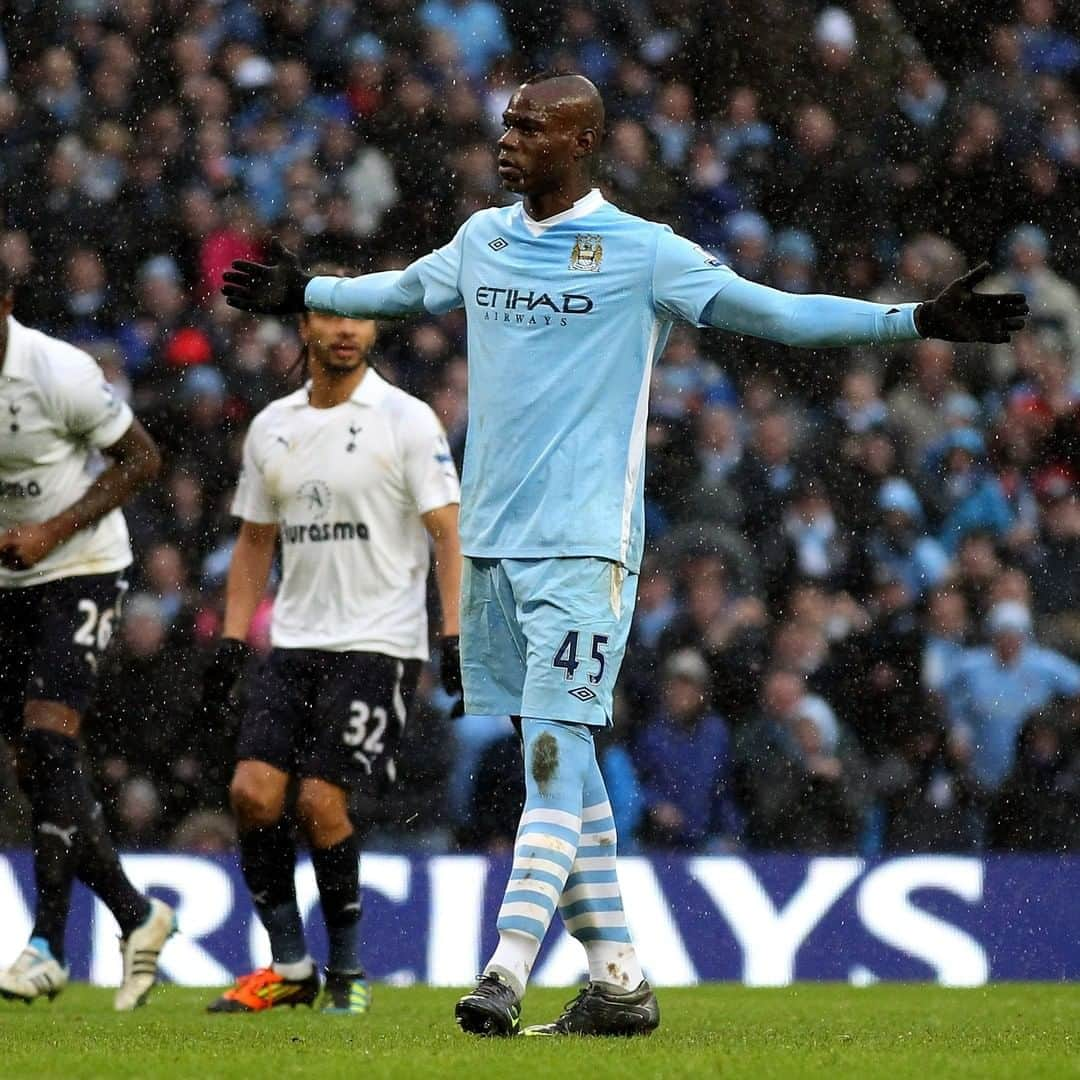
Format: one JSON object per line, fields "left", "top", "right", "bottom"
{"left": 0, "top": 853, "right": 1074, "bottom": 986}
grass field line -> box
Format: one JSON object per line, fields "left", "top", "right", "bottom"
{"left": 0, "top": 984, "right": 1076, "bottom": 1079}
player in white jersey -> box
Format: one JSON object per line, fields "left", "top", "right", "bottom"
{"left": 221, "top": 74, "right": 1027, "bottom": 1036}
{"left": 0, "top": 267, "right": 175, "bottom": 1010}
{"left": 203, "top": 269, "right": 462, "bottom": 1015}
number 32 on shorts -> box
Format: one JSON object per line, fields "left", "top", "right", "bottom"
{"left": 343, "top": 700, "right": 387, "bottom": 773}
{"left": 552, "top": 631, "right": 609, "bottom": 685}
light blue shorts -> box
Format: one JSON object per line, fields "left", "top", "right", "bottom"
{"left": 460, "top": 556, "right": 638, "bottom": 727}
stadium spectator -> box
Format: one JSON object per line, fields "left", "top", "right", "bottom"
{"left": 734, "top": 669, "right": 868, "bottom": 852}
{"left": 875, "top": 713, "right": 983, "bottom": 852}
{"left": 943, "top": 601, "right": 1080, "bottom": 789}
{"left": 989, "top": 704, "right": 1080, "bottom": 851}
{"left": 1026, "top": 478, "right": 1080, "bottom": 654}
{"left": 90, "top": 593, "right": 209, "bottom": 842}
{"left": 921, "top": 587, "right": 971, "bottom": 693}
{"left": 419, "top": 0, "right": 511, "bottom": 81}
{"left": 887, "top": 339, "right": 967, "bottom": 469}
{"left": 633, "top": 650, "right": 740, "bottom": 852}
{"left": 985, "top": 225, "right": 1080, "bottom": 380}
{"left": 657, "top": 554, "right": 768, "bottom": 723}
{"left": 923, "top": 428, "right": 1014, "bottom": 554}
{"left": 855, "top": 479, "right": 950, "bottom": 602}
{"left": 733, "top": 411, "right": 808, "bottom": 541}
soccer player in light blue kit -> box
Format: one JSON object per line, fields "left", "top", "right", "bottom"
{"left": 222, "top": 73, "right": 1028, "bottom": 1037}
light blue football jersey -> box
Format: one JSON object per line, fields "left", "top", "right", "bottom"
{"left": 306, "top": 190, "right": 919, "bottom": 572}
{"left": 310, "top": 193, "right": 740, "bottom": 571}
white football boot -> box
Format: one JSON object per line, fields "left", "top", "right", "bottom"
{"left": 114, "top": 898, "right": 177, "bottom": 1011}
{"left": 0, "top": 939, "right": 69, "bottom": 1003}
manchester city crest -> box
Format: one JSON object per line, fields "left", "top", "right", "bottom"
{"left": 569, "top": 234, "right": 603, "bottom": 272}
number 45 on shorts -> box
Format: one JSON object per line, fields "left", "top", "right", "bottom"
{"left": 552, "top": 631, "right": 609, "bottom": 686}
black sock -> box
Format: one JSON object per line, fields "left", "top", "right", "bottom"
{"left": 19, "top": 730, "right": 79, "bottom": 962}
{"left": 21, "top": 729, "right": 150, "bottom": 942}
{"left": 312, "top": 834, "right": 362, "bottom": 974}
{"left": 239, "top": 820, "right": 307, "bottom": 965}
{"left": 74, "top": 793, "right": 151, "bottom": 938}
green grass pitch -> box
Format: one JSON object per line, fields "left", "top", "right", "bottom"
{"left": 1, "top": 984, "right": 1077, "bottom": 1078}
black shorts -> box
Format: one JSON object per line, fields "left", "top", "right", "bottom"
{"left": 238, "top": 648, "right": 421, "bottom": 792}
{"left": 0, "top": 572, "right": 127, "bottom": 740}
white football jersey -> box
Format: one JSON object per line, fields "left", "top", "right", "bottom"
{"left": 0, "top": 316, "right": 134, "bottom": 587}
{"left": 232, "top": 367, "right": 460, "bottom": 658}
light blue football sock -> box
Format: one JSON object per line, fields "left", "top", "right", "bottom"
{"left": 559, "top": 755, "right": 644, "bottom": 991}
{"left": 484, "top": 718, "right": 592, "bottom": 998}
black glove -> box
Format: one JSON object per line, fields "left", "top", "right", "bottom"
{"left": 913, "top": 262, "right": 1028, "bottom": 344}
{"left": 222, "top": 237, "right": 310, "bottom": 315}
{"left": 440, "top": 635, "right": 464, "bottom": 716}
{"left": 201, "top": 638, "right": 251, "bottom": 720}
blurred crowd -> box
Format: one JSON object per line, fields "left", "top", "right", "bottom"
{"left": 1, "top": 0, "right": 1080, "bottom": 856}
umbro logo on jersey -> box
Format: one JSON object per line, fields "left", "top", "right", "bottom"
{"left": 691, "top": 242, "right": 722, "bottom": 268}
{"left": 568, "top": 686, "right": 597, "bottom": 702}
{"left": 488, "top": 237, "right": 508, "bottom": 252}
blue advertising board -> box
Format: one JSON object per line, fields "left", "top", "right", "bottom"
{"left": 0, "top": 852, "right": 1076, "bottom": 986}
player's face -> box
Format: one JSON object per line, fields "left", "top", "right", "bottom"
{"left": 498, "top": 89, "right": 579, "bottom": 195}
{"left": 301, "top": 312, "right": 377, "bottom": 373}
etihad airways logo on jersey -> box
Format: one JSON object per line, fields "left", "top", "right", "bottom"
{"left": 283, "top": 521, "right": 370, "bottom": 544}
{"left": 474, "top": 286, "right": 594, "bottom": 326}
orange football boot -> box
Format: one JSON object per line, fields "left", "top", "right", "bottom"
{"left": 206, "top": 967, "right": 320, "bottom": 1013}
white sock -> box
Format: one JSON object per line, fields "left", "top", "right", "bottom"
{"left": 582, "top": 939, "right": 644, "bottom": 991}
{"left": 272, "top": 956, "right": 315, "bottom": 980}
{"left": 485, "top": 930, "right": 539, "bottom": 999}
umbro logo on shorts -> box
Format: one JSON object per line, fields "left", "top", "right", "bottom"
{"left": 488, "top": 237, "right": 508, "bottom": 252}
{"left": 568, "top": 686, "right": 597, "bottom": 702}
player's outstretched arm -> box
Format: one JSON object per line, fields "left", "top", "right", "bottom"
{"left": 701, "top": 263, "right": 1028, "bottom": 348}
{"left": 223, "top": 226, "right": 467, "bottom": 321}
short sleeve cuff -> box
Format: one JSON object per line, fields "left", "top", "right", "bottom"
{"left": 86, "top": 402, "right": 134, "bottom": 449}
{"left": 416, "top": 492, "right": 461, "bottom": 516}
{"left": 229, "top": 496, "right": 277, "bottom": 524}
